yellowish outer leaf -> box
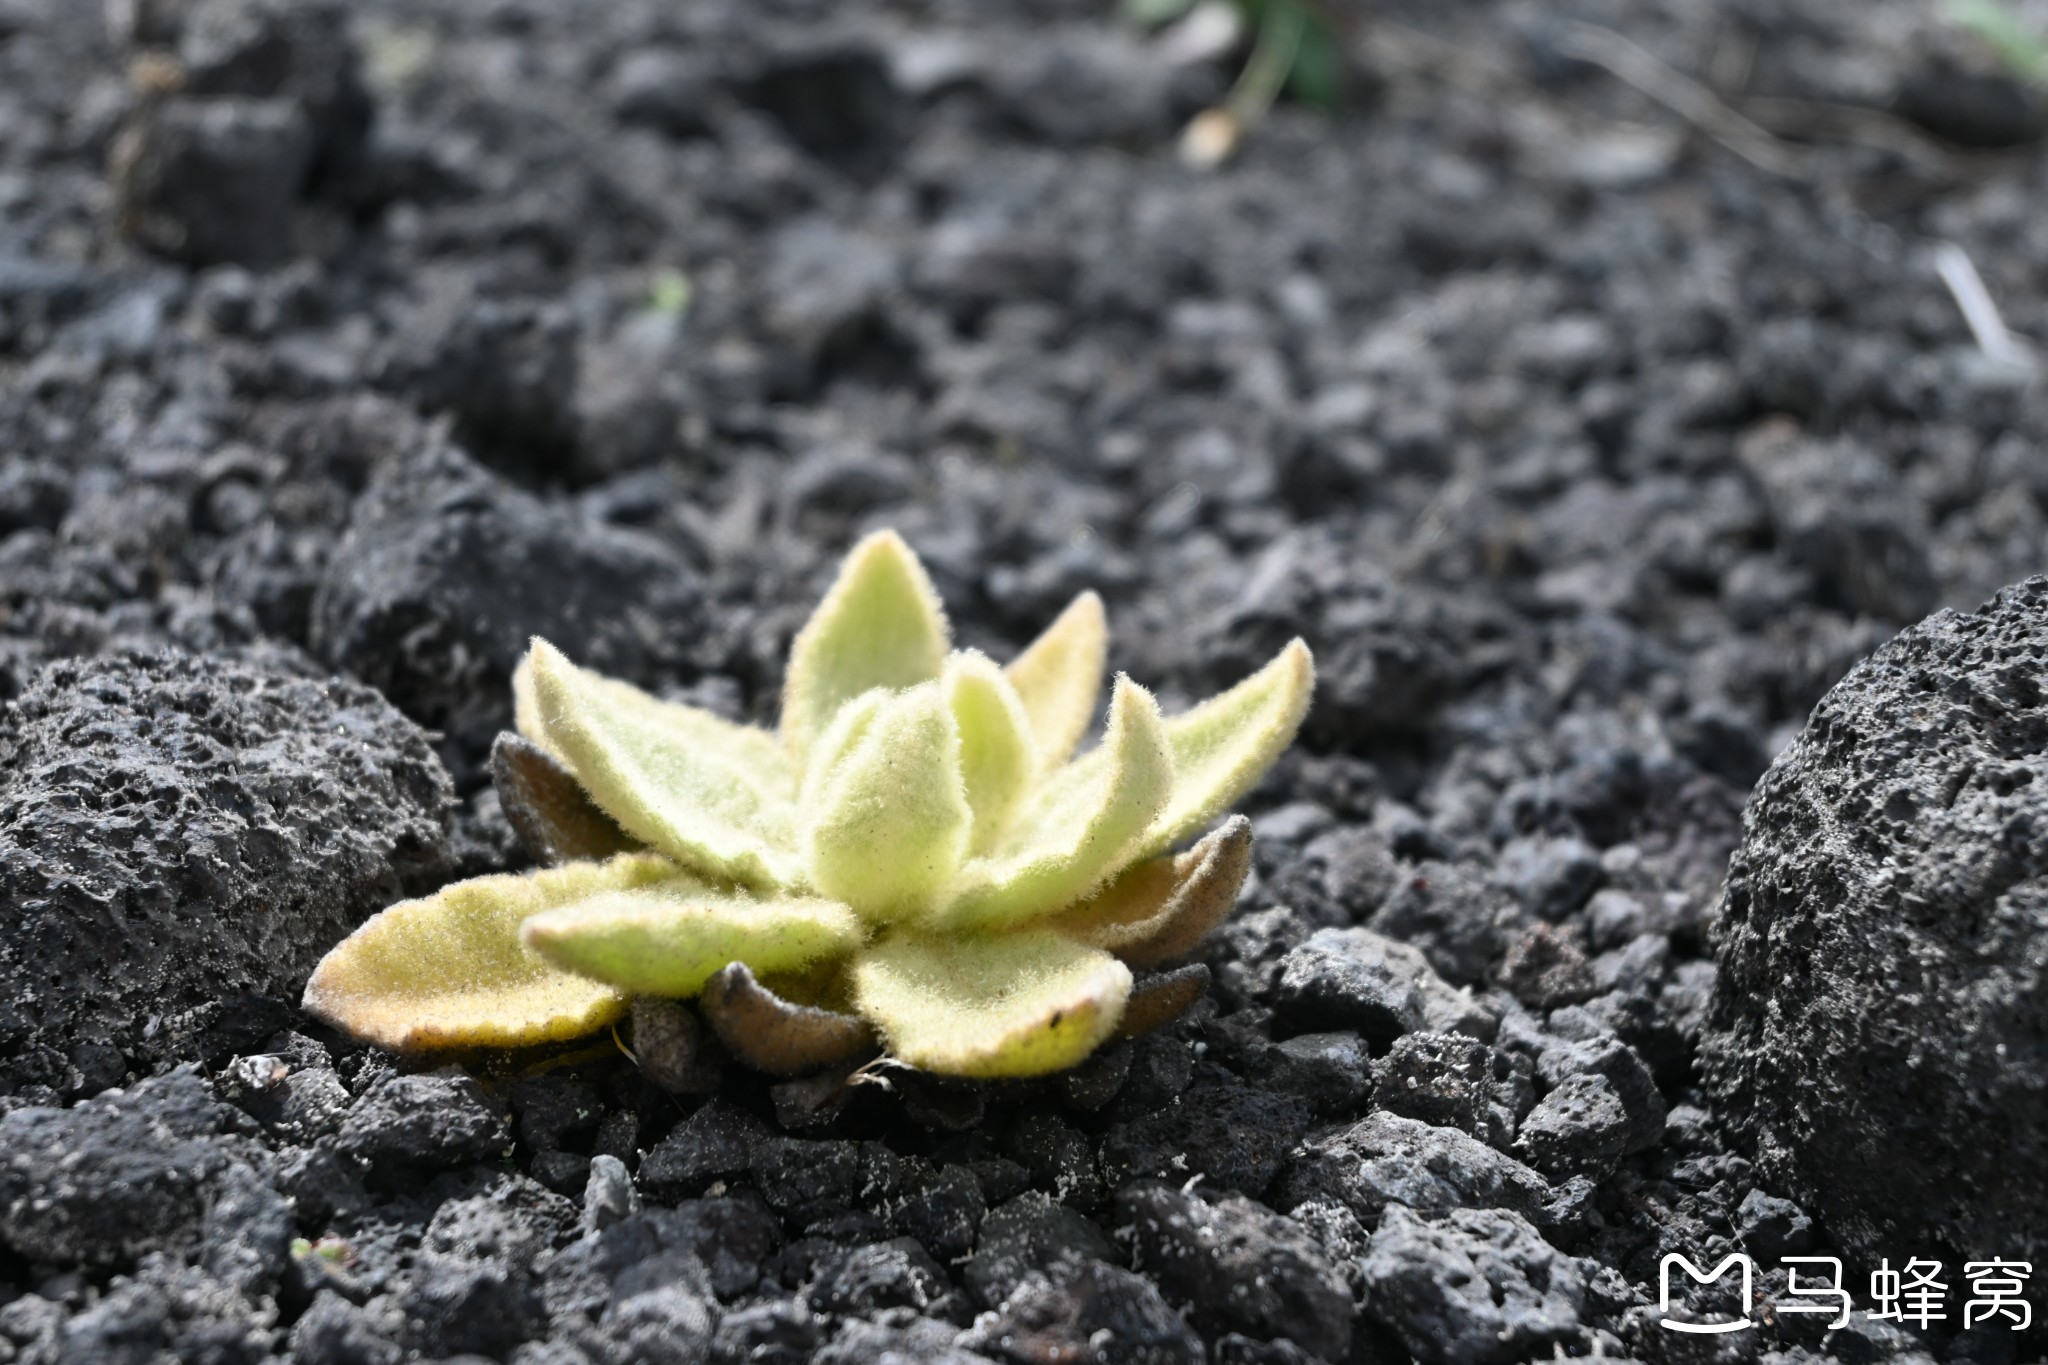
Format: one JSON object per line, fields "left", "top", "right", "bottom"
{"left": 1135, "top": 638, "right": 1314, "bottom": 859}
{"left": 527, "top": 639, "right": 801, "bottom": 889}
{"left": 526, "top": 642, "right": 794, "bottom": 788}
{"left": 1054, "top": 814, "right": 1252, "bottom": 967}
{"left": 802, "top": 682, "right": 972, "bottom": 922}
{"left": 946, "top": 651, "right": 1037, "bottom": 854}
{"left": 937, "top": 676, "right": 1173, "bottom": 932}
{"left": 1003, "top": 591, "right": 1107, "bottom": 768}
{"left": 781, "top": 530, "right": 951, "bottom": 763}
{"left": 852, "top": 930, "right": 1133, "bottom": 1079}
{"left": 523, "top": 882, "right": 862, "bottom": 997}
{"left": 301, "top": 853, "right": 679, "bottom": 1053}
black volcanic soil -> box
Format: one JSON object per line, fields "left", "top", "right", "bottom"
{"left": 2, "top": 1, "right": 2046, "bottom": 1362}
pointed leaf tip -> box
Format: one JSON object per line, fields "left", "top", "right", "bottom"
{"left": 512, "top": 646, "right": 550, "bottom": 751}
{"left": 302, "top": 853, "right": 679, "bottom": 1053}
{"left": 852, "top": 931, "right": 1132, "bottom": 1078}
{"left": 526, "top": 640, "right": 800, "bottom": 889}
{"left": 523, "top": 883, "right": 862, "bottom": 998}
{"left": 946, "top": 651, "right": 1036, "bottom": 854}
{"left": 1005, "top": 590, "right": 1107, "bottom": 768}
{"left": 1136, "top": 638, "right": 1313, "bottom": 860}
{"left": 802, "top": 681, "right": 972, "bottom": 922}
{"left": 937, "top": 679, "right": 1179, "bottom": 933}
{"left": 938, "top": 674, "right": 1174, "bottom": 932}
{"left": 782, "top": 530, "right": 951, "bottom": 762}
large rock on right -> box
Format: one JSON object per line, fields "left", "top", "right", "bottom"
{"left": 1701, "top": 576, "right": 2048, "bottom": 1266}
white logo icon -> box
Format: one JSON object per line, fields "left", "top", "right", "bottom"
{"left": 1660, "top": 1253, "right": 1753, "bottom": 1334}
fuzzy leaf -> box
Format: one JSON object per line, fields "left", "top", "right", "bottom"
{"left": 781, "top": 531, "right": 951, "bottom": 762}
{"left": 852, "top": 930, "right": 1133, "bottom": 1078}
{"left": 526, "top": 639, "right": 801, "bottom": 888}
{"left": 523, "top": 881, "right": 861, "bottom": 998}
{"left": 1115, "top": 963, "right": 1211, "bottom": 1040}
{"left": 302, "top": 853, "right": 679, "bottom": 1052}
{"left": 1053, "top": 814, "right": 1252, "bottom": 967}
{"left": 511, "top": 653, "right": 551, "bottom": 753}
{"left": 947, "top": 651, "right": 1037, "bottom": 853}
{"left": 1004, "top": 590, "right": 1106, "bottom": 767}
{"left": 802, "top": 681, "right": 973, "bottom": 922}
{"left": 938, "top": 676, "right": 1173, "bottom": 932}
{"left": 797, "top": 689, "right": 888, "bottom": 813}
{"left": 1136, "top": 638, "right": 1314, "bottom": 859}
{"left": 491, "top": 732, "right": 638, "bottom": 865}
{"left": 699, "top": 961, "right": 876, "bottom": 1076}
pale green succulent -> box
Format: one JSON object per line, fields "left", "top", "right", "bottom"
{"left": 304, "top": 531, "right": 1313, "bottom": 1079}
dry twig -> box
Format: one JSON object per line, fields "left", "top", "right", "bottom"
{"left": 1551, "top": 22, "right": 1806, "bottom": 177}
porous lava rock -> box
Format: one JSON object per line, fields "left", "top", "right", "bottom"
{"left": 1117, "top": 1181, "right": 1353, "bottom": 1361}
{"left": 1358, "top": 1206, "right": 1593, "bottom": 1365}
{"left": 1701, "top": 575, "right": 2048, "bottom": 1265}
{"left": 310, "top": 445, "right": 707, "bottom": 769}
{"left": 0, "top": 1068, "right": 283, "bottom": 1270}
{"left": 0, "top": 649, "right": 453, "bottom": 1091}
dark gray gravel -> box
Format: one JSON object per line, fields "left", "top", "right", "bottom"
{"left": 1358, "top": 1206, "right": 1603, "bottom": 1365}
{"left": 1119, "top": 1181, "right": 1354, "bottom": 1361}
{"left": 3, "top": 0, "right": 2047, "bottom": 1359}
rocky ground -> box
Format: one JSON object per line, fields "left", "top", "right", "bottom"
{"left": 3, "top": 0, "right": 2048, "bottom": 1361}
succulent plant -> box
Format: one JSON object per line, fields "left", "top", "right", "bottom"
{"left": 305, "top": 531, "right": 1313, "bottom": 1079}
